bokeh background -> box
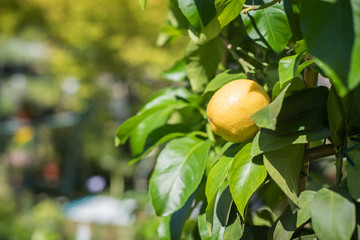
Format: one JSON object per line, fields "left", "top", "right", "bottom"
{"left": 0, "top": 0, "right": 186, "bottom": 239}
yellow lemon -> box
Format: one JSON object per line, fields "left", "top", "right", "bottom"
{"left": 207, "top": 79, "right": 270, "bottom": 143}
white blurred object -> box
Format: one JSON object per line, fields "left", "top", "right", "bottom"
{"left": 64, "top": 195, "right": 137, "bottom": 226}
{"left": 75, "top": 223, "right": 92, "bottom": 240}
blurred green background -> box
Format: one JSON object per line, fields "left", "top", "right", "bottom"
{"left": 0, "top": 0, "right": 185, "bottom": 239}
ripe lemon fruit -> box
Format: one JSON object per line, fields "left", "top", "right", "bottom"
{"left": 206, "top": 79, "right": 270, "bottom": 143}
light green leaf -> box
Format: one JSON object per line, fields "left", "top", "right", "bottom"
{"left": 215, "top": 0, "right": 246, "bottom": 28}
{"left": 223, "top": 215, "right": 244, "bottom": 240}
{"left": 311, "top": 187, "right": 356, "bottom": 240}
{"left": 138, "top": 0, "right": 146, "bottom": 10}
{"left": 161, "top": 58, "right": 186, "bottom": 82}
{"left": 346, "top": 140, "right": 360, "bottom": 201}
{"left": 203, "top": 69, "right": 247, "bottom": 95}
{"left": 242, "top": 3, "right": 292, "bottom": 53}
{"left": 228, "top": 143, "right": 267, "bottom": 218}
{"left": 149, "top": 136, "right": 211, "bottom": 216}
{"left": 198, "top": 213, "right": 211, "bottom": 240}
{"left": 189, "top": 17, "right": 222, "bottom": 44}
{"left": 185, "top": 38, "right": 224, "bottom": 92}
{"left": 251, "top": 84, "right": 291, "bottom": 130}
{"left": 296, "top": 190, "right": 316, "bottom": 228}
{"left": 263, "top": 144, "right": 305, "bottom": 205}
{"left": 278, "top": 53, "right": 305, "bottom": 87}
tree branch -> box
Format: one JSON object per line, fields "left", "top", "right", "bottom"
{"left": 242, "top": 0, "right": 281, "bottom": 14}
{"left": 304, "top": 144, "right": 336, "bottom": 162}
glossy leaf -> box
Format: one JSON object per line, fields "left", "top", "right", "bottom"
{"left": 185, "top": 38, "right": 224, "bottom": 92}
{"left": 263, "top": 144, "right": 305, "bottom": 204}
{"left": 278, "top": 52, "right": 305, "bottom": 87}
{"left": 178, "top": 0, "right": 216, "bottom": 29}
{"left": 161, "top": 58, "right": 187, "bottom": 82}
{"left": 149, "top": 136, "right": 211, "bottom": 216}
{"left": 203, "top": 70, "right": 247, "bottom": 95}
{"left": 251, "top": 128, "right": 329, "bottom": 157}
{"left": 346, "top": 140, "right": 360, "bottom": 201}
{"left": 228, "top": 143, "right": 267, "bottom": 218}
{"left": 242, "top": 3, "right": 292, "bottom": 53}
{"left": 215, "top": 0, "right": 246, "bottom": 28}
{"left": 223, "top": 215, "right": 244, "bottom": 240}
{"left": 189, "top": 17, "right": 221, "bottom": 44}
{"left": 296, "top": 190, "right": 316, "bottom": 228}
{"left": 129, "top": 124, "right": 191, "bottom": 164}
{"left": 269, "top": 206, "right": 297, "bottom": 240}
{"left": 301, "top": 0, "right": 355, "bottom": 95}
{"left": 115, "top": 103, "right": 187, "bottom": 146}
{"left": 252, "top": 84, "right": 291, "bottom": 130}
{"left": 311, "top": 187, "right": 356, "bottom": 240}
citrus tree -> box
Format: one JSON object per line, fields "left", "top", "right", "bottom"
{"left": 115, "top": 0, "right": 360, "bottom": 239}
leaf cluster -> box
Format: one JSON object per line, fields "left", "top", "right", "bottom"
{"left": 116, "top": 0, "right": 360, "bottom": 239}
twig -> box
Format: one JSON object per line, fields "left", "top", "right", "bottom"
{"left": 242, "top": 0, "right": 281, "bottom": 14}
{"left": 304, "top": 144, "right": 336, "bottom": 162}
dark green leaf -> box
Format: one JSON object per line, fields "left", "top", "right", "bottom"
{"left": 301, "top": 0, "right": 354, "bottom": 95}
{"left": 149, "top": 136, "right": 211, "bottom": 216}
{"left": 251, "top": 128, "right": 330, "bottom": 157}
{"left": 293, "top": 235, "right": 318, "bottom": 240}
{"left": 203, "top": 69, "right": 247, "bottom": 95}
{"left": 264, "top": 144, "right": 305, "bottom": 204}
{"left": 346, "top": 140, "right": 360, "bottom": 201}
{"left": 311, "top": 187, "right": 356, "bottom": 240}
{"left": 215, "top": 0, "right": 246, "bottom": 28}
{"left": 242, "top": 3, "right": 292, "bottom": 53}
{"left": 296, "top": 190, "right": 316, "bottom": 228}
{"left": 161, "top": 58, "right": 187, "bottom": 82}
{"left": 185, "top": 38, "right": 224, "bottom": 92}
{"left": 268, "top": 206, "right": 297, "bottom": 240}
{"left": 228, "top": 143, "right": 267, "bottom": 218}
{"left": 252, "top": 84, "right": 291, "bottom": 130}
{"left": 241, "top": 226, "right": 269, "bottom": 240}
{"left": 178, "top": 0, "right": 217, "bottom": 29}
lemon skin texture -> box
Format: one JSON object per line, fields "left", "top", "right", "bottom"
{"left": 206, "top": 79, "right": 270, "bottom": 143}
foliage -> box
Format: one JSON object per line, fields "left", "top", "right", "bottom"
{"left": 114, "top": 0, "right": 360, "bottom": 239}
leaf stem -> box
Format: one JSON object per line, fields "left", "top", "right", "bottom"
{"left": 242, "top": 0, "right": 281, "bottom": 14}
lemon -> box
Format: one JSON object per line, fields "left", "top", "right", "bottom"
{"left": 206, "top": 79, "right": 270, "bottom": 143}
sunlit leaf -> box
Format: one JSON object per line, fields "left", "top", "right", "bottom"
{"left": 203, "top": 70, "right": 247, "bottom": 96}
{"left": 296, "top": 190, "right": 316, "bottom": 228}
{"left": 149, "top": 135, "right": 211, "bottom": 216}
{"left": 311, "top": 187, "right": 356, "bottom": 240}
{"left": 215, "top": 0, "right": 246, "bottom": 28}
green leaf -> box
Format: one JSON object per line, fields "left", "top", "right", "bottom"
{"left": 185, "top": 38, "right": 224, "bottom": 92}
{"left": 278, "top": 52, "right": 314, "bottom": 88}
{"left": 228, "top": 143, "right": 267, "bottom": 218}
{"left": 138, "top": 0, "right": 146, "bottom": 10}
{"left": 189, "top": 17, "right": 222, "bottom": 44}
{"left": 129, "top": 124, "right": 191, "bottom": 164}
{"left": 293, "top": 235, "right": 317, "bottom": 240}
{"left": 242, "top": 3, "right": 292, "bottom": 53}
{"left": 223, "top": 215, "right": 244, "bottom": 240}
{"left": 252, "top": 207, "right": 274, "bottom": 227}
{"left": 203, "top": 69, "right": 247, "bottom": 96}
{"left": 311, "top": 187, "right": 356, "bottom": 240}
{"left": 178, "top": 0, "right": 217, "bottom": 29}
{"left": 115, "top": 103, "right": 187, "bottom": 146}
{"left": 130, "top": 107, "right": 174, "bottom": 158}
{"left": 215, "top": 0, "right": 246, "bottom": 28}
{"left": 346, "top": 140, "right": 360, "bottom": 201}
{"left": 269, "top": 206, "right": 297, "bottom": 240}
{"left": 349, "top": 0, "right": 360, "bottom": 90}
{"left": 241, "top": 226, "right": 269, "bottom": 240}
{"left": 198, "top": 213, "right": 211, "bottom": 240}
{"left": 251, "top": 128, "right": 330, "bottom": 157}
{"left": 149, "top": 136, "right": 211, "bottom": 216}
{"left": 263, "top": 144, "right": 305, "bottom": 204}
{"left": 301, "top": 0, "right": 355, "bottom": 94}
{"left": 296, "top": 190, "right": 316, "bottom": 228}
{"left": 252, "top": 83, "right": 291, "bottom": 130}
{"left": 161, "top": 58, "right": 187, "bottom": 82}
